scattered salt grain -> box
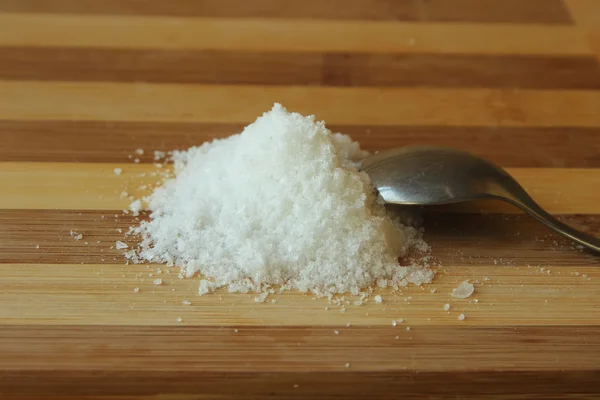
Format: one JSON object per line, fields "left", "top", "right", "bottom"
{"left": 126, "top": 104, "right": 433, "bottom": 297}
{"left": 375, "top": 295, "right": 383, "bottom": 304}
{"left": 135, "top": 148, "right": 144, "bottom": 155}
{"left": 392, "top": 320, "right": 397, "bottom": 326}
{"left": 451, "top": 281, "right": 475, "bottom": 299}
{"left": 443, "top": 303, "right": 451, "bottom": 311}
{"left": 458, "top": 314, "right": 466, "bottom": 321}
{"left": 153, "top": 278, "right": 163, "bottom": 285}
{"left": 35, "top": 244, "right": 39, "bottom": 249}
{"left": 133, "top": 287, "right": 139, "bottom": 293}
{"left": 176, "top": 317, "right": 182, "bottom": 323}
{"left": 345, "top": 363, "right": 350, "bottom": 368}
{"left": 115, "top": 241, "right": 129, "bottom": 250}
{"left": 113, "top": 168, "right": 122, "bottom": 175}
{"left": 334, "top": 330, "right": 339, "bottom": 335}
{"left": 69, "top": 230, "right": 83, "bottom": 240}
{"left": 182, "top": 300, "right": 192, "bottom": 305}
{"left": 406, "top": 326, "right": 411, "bottom": 331}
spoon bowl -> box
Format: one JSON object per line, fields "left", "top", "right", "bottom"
{"left": 361, "top": 146, "right": 600, "bottom": 253}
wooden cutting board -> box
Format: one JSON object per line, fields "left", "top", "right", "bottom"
{"left": 1, "top": 1, "right": 600, "bottom": 398}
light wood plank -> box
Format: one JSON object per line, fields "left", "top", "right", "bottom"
{"left": 0, "top": 13, "right": 591, "bottom": 55}
{"left": 1, "top": 162, "right": 600, "bottom": 213}
{"left": 1, "top": 326, "right": 600, "bottom": 373}
{"left": 0, "top": 263, "right": 598, "bottom": 326}
{"left": 2, "top": 81, "right": 600, "bottom": 127}
{"left": 565, "top": 0, "right": 600, "bottom": 60}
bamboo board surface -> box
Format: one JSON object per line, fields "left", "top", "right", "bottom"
{"left": 1, "top": 1, "right": 600, "bottom": 398}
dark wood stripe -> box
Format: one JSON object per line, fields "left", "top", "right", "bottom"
{"left": 0, "top": 326, "right": 599, "bottom": 398}
{"left": 417, "top": 0, "right": 573, "bottom": 24}
{"left": 2, "top": 371, "right": 599, "bottom": 400}
{"left": 0, "top": 0, "right": 573, "bottom": 23}
{"left": 2, "top": 47, "right": 599, "bottom": 89}
{"left": 1, "top": 121, "right": 600, "bottom": 168}
{"left": 1, "top": 210, "right": 597, "bottom": 266}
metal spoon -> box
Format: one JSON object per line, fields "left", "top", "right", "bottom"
{"left": 360, "top": 146, "right": 600, "bottom": 253}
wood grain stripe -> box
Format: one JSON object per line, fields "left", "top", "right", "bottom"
{"left": 565, "top": 0, "right": 600, "bottom": 60}
{"left": 0, "top": 14, "right": 590, "bottom": 56}
{"left": 0, "top": 255, "right": 599, "bottom": 326}
{"left": 1, "top": 210, "right": 597, "bottom": 267}
{"left": 3, "top": 81, "right": 600, "bottom": 127}
{"left": 2, "top": 370, "right": 599, "bottom": 400}
{"left": 2, "top": 47, "right": 599, "bottom": 89}
{"left": 1, "top": 163, "right": 600, "bottom": 213}
{"left": 2, "top": 121, "right": 600, "bottom": 168}
{"left": 1, "top": 326, "right": 599, "bottom": 369}
{"left": 0, "top": 0, "right": 573, "bottom": 23}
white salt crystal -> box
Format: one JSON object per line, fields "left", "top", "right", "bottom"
{"left": 345, "top": 363, "right": 350, "bottom": 368}
{"left": 154, "top": 150, "right": 167, "bottom": 161}
{"left": 127, "top": 104, "right": 432, "bottom": 296}
{"left": 69, "top": 230, "right": 83, "bottom": 240}
{"left": 176, "top": 317, "right": 182, "bottom": 323}
{"left": 392, "top": 320, "right": 397, "bottom": 326}
{"left": 129, "top": 199, "right": 142, "bottom": 217}
{"left": 458, "top": 314, "right": 466, "bottom": 321}
{"left": 443, "top": 303, "right": 451, "bottom": 311}
{"left": 375, "top": 295, "right": 383, "bottom": 304}
{"left": 451, "top": 281, "right": 475, "bottom": 299}
{"left": 182, "top": 300, "right": 192, "bottom": 305}
{"left": 198, "top": 279, "right": 214, "bottom": 296}
{"left": 115, "top": 241, "right": 129, "bottom": 250}
{"left": 135, "top": 148, "right": 144, "bottom": 155}
{"left": 113, "top": 168, "right": 122, "bottom": 175}
{"left": 153, "top": 278, "right": 163, "bottom": 285}
{"left": 334, "top": 330, "right": 339, "bottom": 335}
{"left": 35, "top": 245, "right": 40, "bottom": 249}
{"left": 133, "top": 287, "right": 139, "bottom": 293}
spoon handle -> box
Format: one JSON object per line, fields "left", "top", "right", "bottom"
{"left": 503, "top": 190, "right": 600, "bottom": 253}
